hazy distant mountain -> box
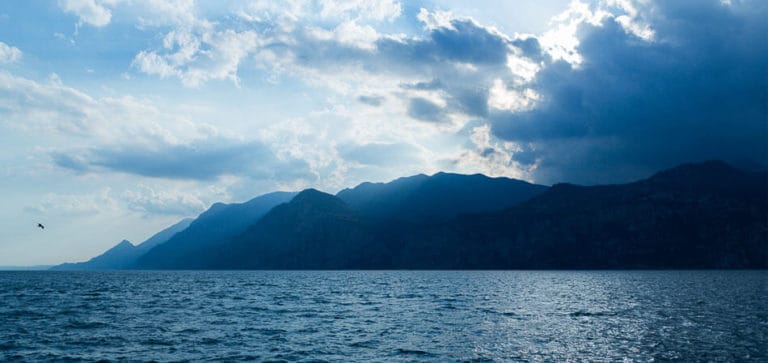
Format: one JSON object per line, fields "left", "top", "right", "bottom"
{"left": 337, "top": 172, "right": 547, "bottom": 223}
{"left": 133, "top": 191, "right": 297, "bottom": 269}
{"left": 51, "top": 218, "right": 193, "bottom": 270}
{"left": 52, "top": 239, "right": 138, "bottom": 271}
{"left": 135, "top": 218, "right": 195, "bottom": 254}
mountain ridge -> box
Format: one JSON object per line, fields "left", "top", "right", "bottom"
{"left": 51, "top": 218, "right": 194, "bottom": 270}
{"left": 133, "top": 191, "right": 298, "bottom": 269}
{"left": 336, "top": 171, "right": 548, "bottom": 223}
{"left": 53, "top": 161, "right": 768, "bottom": 270}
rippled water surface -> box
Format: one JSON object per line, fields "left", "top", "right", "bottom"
{"left": 1, "top": 270, "right": 766, "bottom": 361}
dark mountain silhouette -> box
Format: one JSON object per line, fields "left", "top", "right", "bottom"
{"left": 135, "top": 218, "right": 195, "bottom": 254}
{"left": 51, "top": 218, "right": 193, "bottom": 270}
{"left": 134, "top": 174, "right": 549, "bottom": 269}
{"left": 146, "top": 161, "right": 766, "bottom": 269}
{"left": 57, "top": 161, "right": 767, "bottom": 270}
{"left": 216, "top": 189, "right": 382, "bottom": 269}
{"left": 133, "top": 191, "right": 297, "bottom": 269}
{"left": 336, "top": 172, "right": 547, "bottom": 223}
{"left": 52, "top": 240, "right": 137, "bottom": 270}
{"left": 402, "top": 160, "right": 768, "bottom": 269}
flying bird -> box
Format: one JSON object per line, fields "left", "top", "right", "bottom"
{"left": 37, "top": 223, "right": 44, "bottom": 230}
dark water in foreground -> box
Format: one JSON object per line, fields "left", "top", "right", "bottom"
{"left": 0, "top": 271, "right": 766, "bottom": 362}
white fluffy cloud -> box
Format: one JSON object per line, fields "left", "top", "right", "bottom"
{"left": 0, "top": 42, "right": 22, "bottom": 63}
{"left": 318, "top": 0, "right": 401, "bottom": 21}
{"left": 129, "top": 0, "right": 400, "bottom": 87}
{"left": 133, "top": 27, "right": 261, "bottom": 87}
{"left": 488, "top": 79, "right": 539, "bottom": 112}
{"left": 59, "top": 0, "right": 113, "bottom": 27}
{"left": 450, "top": 124, "right": 535, "bottom": 180}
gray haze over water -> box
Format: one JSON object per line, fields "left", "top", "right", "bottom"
{"left": 1, "top": 271, "right": 765, "bottom": 361}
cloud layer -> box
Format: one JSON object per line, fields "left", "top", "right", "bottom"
{"left": 490, "top": 0, "right": 768, "bottom": 183}
{"left": 52, "top": 139, "right": 312, "bottom": 181}
{"left": 31, "top": 0, "right": 768, "bottom": 188}
{"left": 1, "top": 0, "right": 766, "bottom": 265}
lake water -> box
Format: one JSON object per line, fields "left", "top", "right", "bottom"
{"left": 0, "top": 271, "right": 765, "bottom": 362}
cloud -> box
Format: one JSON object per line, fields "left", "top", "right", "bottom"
{"left": 489, "top": 0, "right": 768, "bottom": 183}
{"left": 121, "top": 184, "right": 206, "bottom": 216}
{"left": 47, "top": 0, "right": 768, "bottom": 185}
{"left": 407, "top": 97, "right": 445, "bottom": 122}
{"left": 133, "top": 27, "right": 261, "bottom": 87}
{"left": 27, "top": 188, "right": 117, "bottom": 215}
{"left": 130, "top": 0, "right": 401, "bottom": 87}
{"left": 52, "top": 138, "right": 314, "bottom": 182}
{"left": 488, "top": 79, "right": 538, "bottom": 112}
{"left": 26, "top": 184, "right": 206, "bottom": 218}
{"left": 416, "top": 17, "right": 509, "bottom": 65}
{"left": 129, "top": 0, "right": 521, "bottom": 114}
{"left": 0, "top": 71, "right": 223, "bottom": 146}
{"left": 441, "top": 124, "right": 536, "bottom": 181}
{"left": 357, "top": 15, "right": 519, "bottom": 120}
{"left": 240, "top": 0, "right": 401, "bottom": 24}
{"left": 337, "top": 142, "right": 420, "bottom": 167}
{"left": 59, "top": 0, "right": 112, "bottom": 27}
{"left": 276, "top": 12, "right": 518, "bottom": 122}
{"left": 0, "top": 72, "right": 315, "bottom": 185}
{"left": 357, "top": 95, "right": 384, "bottom": 106}
{"left": 317, "top": 0, "right": 402, "bottom": 22}
{"left": 0, "top": 42, "right": 22, "bottom": 63}
{"left": 0, "top": 72, "right": 99, "bottom": 136}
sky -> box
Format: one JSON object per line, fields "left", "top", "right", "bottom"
{"left": 0, "top": 0, "right": 765, "bottom": 265}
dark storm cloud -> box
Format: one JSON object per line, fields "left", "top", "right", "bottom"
{"left": 491, "top": 0, "right": 768, "bottom": 184}
{"left": 260, "top": 1, "right": 765, "bottom": 184}
{"left": 511, "top": 37, "right": 544, "bottom": 61}
{"left": 53, "top": 139, "right": 313, "bottom": 181}
{"left": 374, "top": 19, "right": 509, "bottom": 66}
{"left": 287, "top": 16, "right": 512, "bottom": 121}
{"left": 290, "top": 17, "right": 512, "bottom": 74}
{"left": 373, "top": 18, "right": 508, "bottom": 118}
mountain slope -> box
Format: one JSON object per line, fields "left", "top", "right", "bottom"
{"left": 336, "top": 172, "right": 547, "bottom": 223}
{"left": 52, "top": 240, "right": 137, "bottom": 270}
{"left": 421, "top": 160, "right": 768, "bottom": 268}
{"left": 216, "top": 189, "right": 383, "bottom": 269}
{"left": 51, "top": 218, "right": 193, "bottom": 270}
{"left": 135, "top": 218, "right": 194, "bottom": 254}
{"left": 133, "top": 191, "right": 297, "bottom": 269}
{"left": 115, "top": 161, "right": 767, "bottom": 270}
{"left": 185, "top": 161, "right": 767, "bottom": 269}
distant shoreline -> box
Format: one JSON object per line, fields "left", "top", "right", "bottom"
{"left": 0, "top": 265, "right": 52, "bottom": 271}
{"left": 7, "top": 268, "right": 767, "bottom": 272}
